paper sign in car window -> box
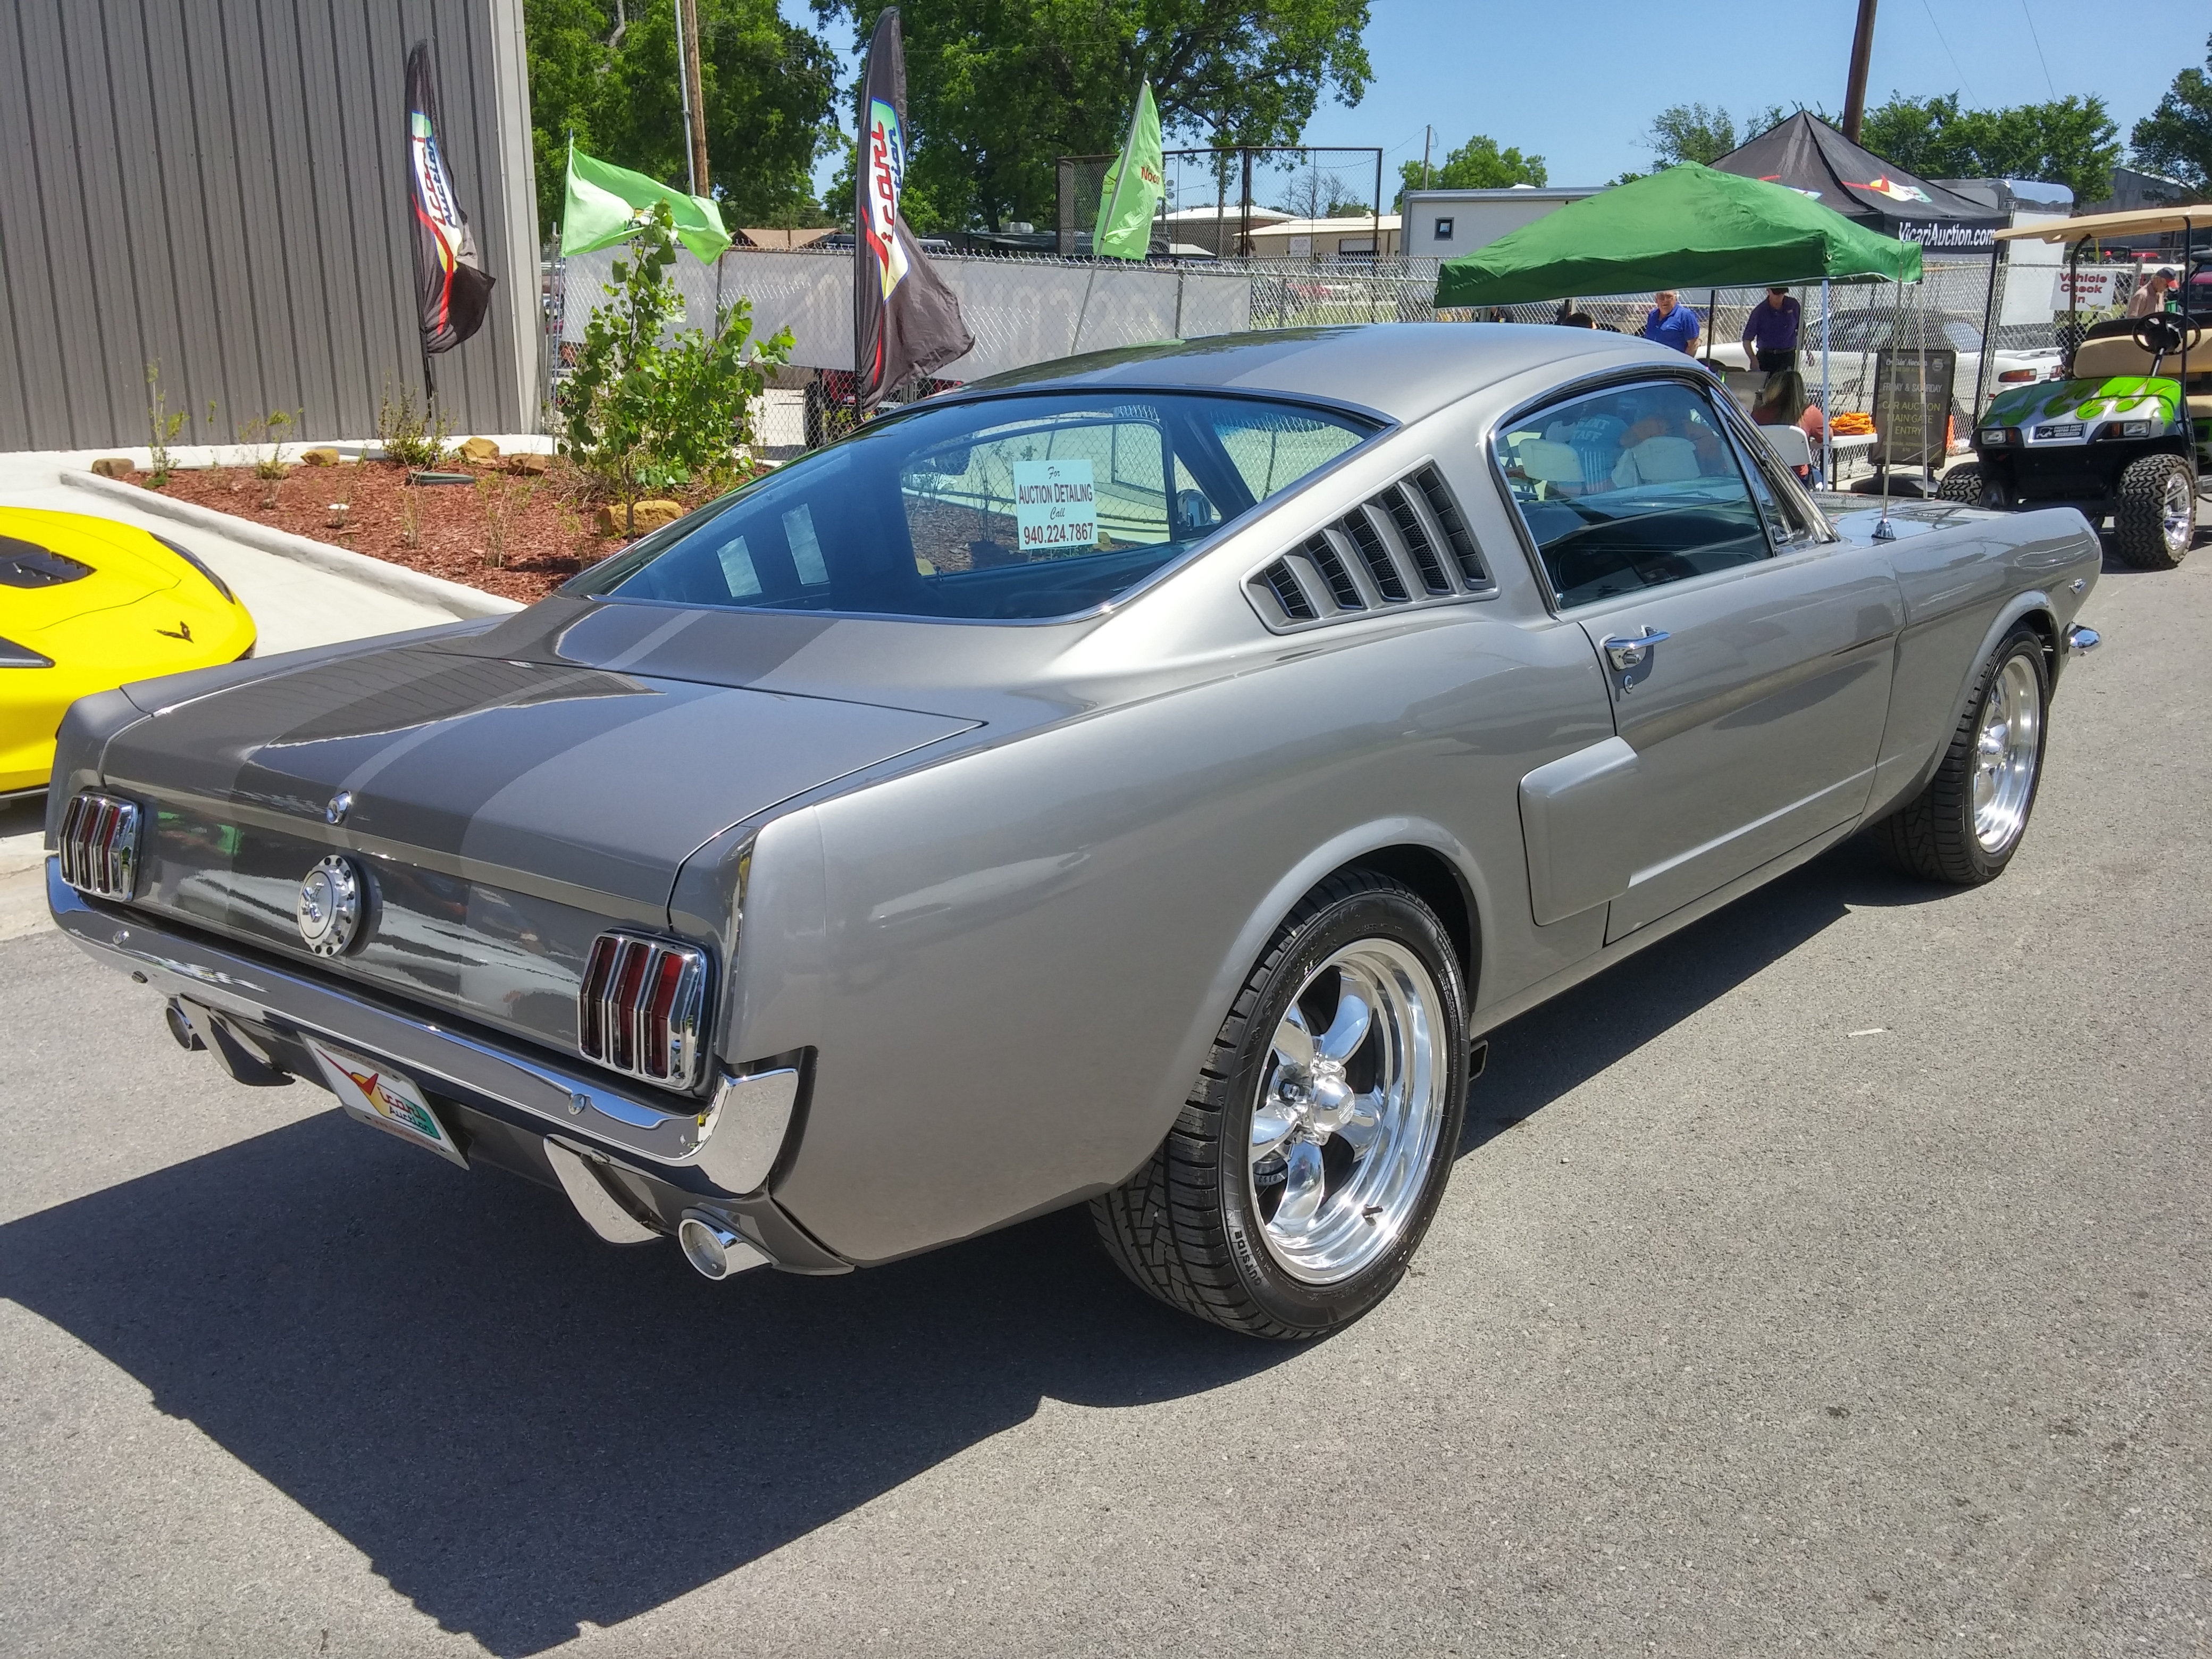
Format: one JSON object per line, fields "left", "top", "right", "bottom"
{"left": 1012, "top": 459, "right": 1097, "bottom": 555}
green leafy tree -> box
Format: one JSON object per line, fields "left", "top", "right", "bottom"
{"left": 812, "top": 0, "right": 1374, "bottom": 232}
{"left": 1396, "top": 133, "right": 1545, "bottom": 205}
{"left": 559, "top": 203, "right": 794, "bottom": 530}
{"left": 1859, "top": 91, "right": 2121, "bottom": 204}
{"left": 525, "top": 0, "right": 840, "bottom": 241}
{"left": 2131, "top": 33, "right": 2212, "bottom": 190}
{"left": 1643, "top": 103, "right": 1788, "bottom": 168}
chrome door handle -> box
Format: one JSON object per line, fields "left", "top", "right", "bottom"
{"left": 1602, "top": 628, "right": 1670, "bottom": 672}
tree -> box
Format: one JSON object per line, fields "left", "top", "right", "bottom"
{"left": 525, "top": 0, "right": 840, "bottom": 242}
{"left": 2131, "top": 33, "right": 2212, "bottom": 190}
{"left": 1859, "top": 91, "right": 2121, "bottom": 205}
{"left": 1395, "top": 133, "right": 1545, "bottom": 205}
{"left": 1643, "top": 103, "right": 1788, "bottom": 168}
{"left": 1278, "top": 165, "right": 1365, "bottom": 219}
{"left": 811, "top": 0, "right": 1374, "bottom": 232}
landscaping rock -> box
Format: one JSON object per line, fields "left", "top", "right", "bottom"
{"left": 90, "top": 457, "right": 135, "bottom": 479}
{"left": 592, "top": 499, "right": 684, "bottom": 537}
{"left": 300, "top": 447, "right": 341, "bottom": 466}
{"left": 507, "top": 452, "right": 550, "bottom": 475}
{"left": 458, "top": 436, "right": 501, "bottom": 462}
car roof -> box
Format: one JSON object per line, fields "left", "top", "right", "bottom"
{"left": 956, "top": 324, "right": 1694, "bottom": 426}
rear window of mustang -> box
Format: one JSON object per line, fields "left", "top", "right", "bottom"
{"left": 572, "top": 392, "right": 1379, "bottom": 622}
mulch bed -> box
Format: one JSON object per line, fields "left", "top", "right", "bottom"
{"left": 133, "top": 456, "right": 718, "bottom": 604}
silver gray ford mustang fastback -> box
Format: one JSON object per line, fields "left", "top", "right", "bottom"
{"left": 47, "top": 325, "right": 2102, "bottom": 1338}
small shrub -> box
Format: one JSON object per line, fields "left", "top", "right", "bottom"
{"left": 558, "top": 200, "right": 793, "bottom": 534}
{"left": 378, "top": 380, "right": 451, "bottom": 470}
{"left": 146, "top": 361, "right": 187, "bottom": 488}
{"left": 477, "top": 474, "right": 535, "bottom": 568}
{"left": 237, "top": 409, "right": 298, "bottom": 480}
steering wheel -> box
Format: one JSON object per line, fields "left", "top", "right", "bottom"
{"left": 2134, "top": 312, "right": 2188, "bottom": 358}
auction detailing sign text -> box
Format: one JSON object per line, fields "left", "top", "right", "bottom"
{"left": 1012, "top": 459, "right": 1097, "bottom": 552}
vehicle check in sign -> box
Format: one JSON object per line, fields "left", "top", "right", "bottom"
{"left": 1012, "top": 459, "right": 1096, "bottom": 554}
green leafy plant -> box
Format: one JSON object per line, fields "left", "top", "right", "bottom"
{"left": 145, "top": 361, "right": 188, "bottom": 488}
{"left": 378, "top": 380, "right": 451, "bottom": 470}
{"left": 558, "top": 200, "right": 794, "bottom": 535}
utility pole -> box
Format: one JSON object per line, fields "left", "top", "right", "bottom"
{"left": 674, "top": 0, "right": 710, "bottom": 194}
{"left": 1841, "top": 0, "right": 1878, "bottom": 143}
{"left": 1421, "top": 125, "right": 1433, "bottom": 190}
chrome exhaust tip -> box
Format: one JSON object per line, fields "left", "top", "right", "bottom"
{"left": 677, "top": 1209, "right": 769, "bottom": 1281}
{"left": 164, "top": 999, "right": 205, "bottom": 1052}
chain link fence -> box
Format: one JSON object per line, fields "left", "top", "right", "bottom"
{"left": 552, "top": 241, "right": 2057, "bottom": 465}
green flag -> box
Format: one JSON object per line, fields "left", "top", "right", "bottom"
{"left": 1092, "top": 82, "right": 1163, "bottom": 261}
{"left": 560, "top": 146, "right": 732, "bottom": 263}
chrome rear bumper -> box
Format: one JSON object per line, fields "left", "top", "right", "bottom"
{"left": 47, "top": 861, "right": 823, "bottom": 1242}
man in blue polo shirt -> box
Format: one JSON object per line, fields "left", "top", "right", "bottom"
{"left": 1644, "top": 290, "right": 1700, "bottom": 355}
{"left": 1741, "top": 287, "right": 1801, "bottom": 370}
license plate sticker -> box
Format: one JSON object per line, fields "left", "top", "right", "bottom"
{"left": 307, "top": 1039, "right": 468, "bottom": 1168}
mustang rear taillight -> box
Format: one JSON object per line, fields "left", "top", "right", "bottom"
{"left": 57, "top": 792, "right": 143, "bottom": 900}
{"left": 578, "top": 931, "right": 710, "bottom": 1090}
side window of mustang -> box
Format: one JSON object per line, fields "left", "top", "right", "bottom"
{"left": 1494, "top": 380, "right": 1773, "bottom": 608}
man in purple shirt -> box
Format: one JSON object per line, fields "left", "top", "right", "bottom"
{"left": 1644, "top": 290, "right": 1701, "bottom": 355}
{"left": 1742, "top": 287, "right": 1800, "bottom": 371}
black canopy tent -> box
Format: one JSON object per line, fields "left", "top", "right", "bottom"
{"left": 1708, "top": 113, "right": 2007, "bottom": 249}
{"left": 1713, "top": 113, "right": 2014, "bottom": 430}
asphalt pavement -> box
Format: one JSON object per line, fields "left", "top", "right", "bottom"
{"left": 1, "top": 537, "right": 2208, "bottom": 1658}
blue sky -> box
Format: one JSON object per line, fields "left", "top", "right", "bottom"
{"left": 796, "top": 0, "right": 2189, "bottom": 202}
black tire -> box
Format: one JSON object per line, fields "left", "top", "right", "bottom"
{"left": 2112, "top": 453, "right": 2196, "bottom": 569}
{"left": 1936, "top": 462, "right": 1984, "bottom": 504}
{"left": 1875, "top": 625, "right": 2050, "bottom": 885}
{"left": 1936, "top": 460, "right": 2008, "bottom": 509}
{"left": 1092, "top": 869, "right": 1469, "bottom": 1339}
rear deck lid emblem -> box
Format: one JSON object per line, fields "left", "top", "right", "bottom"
{"left": 297, "top": 856, "right": 365, "bottom": 956}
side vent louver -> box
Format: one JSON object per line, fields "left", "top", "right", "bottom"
{"left": 1260, "top": 559, "right": 1317, "bottom": 621}
{"left": 1244, "top": 463, "right": 1494, "bottom": 632}
{"left": 1412, "top": 465, "right": 1488, "bottom": 587}
{"left": 1305, "top": 534, "right": 1364, "bottom": 610}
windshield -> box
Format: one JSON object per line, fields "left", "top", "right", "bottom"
{"left": 571, "top": 391, "right": 1379, "bottom": 622}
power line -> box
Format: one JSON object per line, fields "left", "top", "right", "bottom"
{"left": 2019, "top": 0, "right": 2057, "bottom": 98}
{"left": 1918, "top": 0, "right": 1974, "bottom": 104}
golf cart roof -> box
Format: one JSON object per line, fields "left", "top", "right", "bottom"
{"left": 1996, "top": 205, "right": 2212, "bottom": 245}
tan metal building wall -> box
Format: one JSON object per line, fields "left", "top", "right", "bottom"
{"left": 0, "top": 0, "right": 539, "bottom": 450}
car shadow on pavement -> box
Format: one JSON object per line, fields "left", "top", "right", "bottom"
{"left": 0, "top": 834, "right": 1957, "bottom": 1654}
{"left": 0, "top": 1115, "right": 1277, "bottom": 1656}
{"left": 1460, "top": 833, "right": 1936, "bottom": 1155}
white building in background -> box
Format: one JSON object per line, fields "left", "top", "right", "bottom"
{"left": 1399, "top": 186, "right": 1605, "bottom": 267}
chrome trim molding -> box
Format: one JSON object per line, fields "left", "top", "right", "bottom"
{"left": 544, "top": 1137, "right": 661, "bottom": 1245}
{"left": 57, "top": 792, "right": 142, "bottom": 900}
{"left": 46, "top": 861, "right": 775, "bottom": 1188}
{"left": 692, "top": 1067, "right": 802, "bottom": 1196}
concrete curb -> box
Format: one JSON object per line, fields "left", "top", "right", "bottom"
{"left": 59, "top": 470, "right": 523, "bottom": 619}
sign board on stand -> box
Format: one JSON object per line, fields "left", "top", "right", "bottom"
{"left": 1870, "top": 346, "right": 1958, "bottom": 471}
{"left": 2051, "top": 267, "right": 2122, "bottom": 312}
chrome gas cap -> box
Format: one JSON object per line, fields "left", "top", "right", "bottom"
{"left": 297, "top": 856, "right": 365, "bottom": 956}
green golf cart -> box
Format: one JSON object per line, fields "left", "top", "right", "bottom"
{"left": 1940, "top": 206, "right": 2207, "bottom": 569}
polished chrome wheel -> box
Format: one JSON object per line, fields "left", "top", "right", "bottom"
{"left": 1249, "top": 939, "right": 1445, "bottom": 1284}
{"left": 2163, "top": 469, "right": 2196, "bottom": 558}
{"left": 1972, "top": 653, "right": 2043, "bottom": 854}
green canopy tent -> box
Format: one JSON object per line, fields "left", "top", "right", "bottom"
{"left": 1435, "top": 163, "right": 1921, "bottom": 306}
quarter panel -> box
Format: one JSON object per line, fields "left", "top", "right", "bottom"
{"left": 769, "top": 607, "right": 1614, "bottom": 1263}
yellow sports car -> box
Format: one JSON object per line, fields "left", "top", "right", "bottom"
{"left": 1, "top": 507, "right": 256, "bottom": 797}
